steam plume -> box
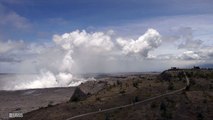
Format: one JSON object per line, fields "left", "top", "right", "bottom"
{"left": 1, "top": 28, "right": 162, "bottom": 90}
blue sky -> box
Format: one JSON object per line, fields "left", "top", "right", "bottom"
{"left": 0, "top": 0, "right": 213, "bottom": 73}
{"left": 1, "top": 0, "right": 213, "bottom": 41}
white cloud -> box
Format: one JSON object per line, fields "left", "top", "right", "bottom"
{"left": 1, "top": 27, "right": 213, "bottom": 90}
{"left": 197, "top": 47, "right": 213, "bottom": 59}
{"left": 178, "top": 51, "right": 201, "bottom": 60}
{"left": 53, "top": 30, "right": 114, "bottom": 53}
{"left": 116, "top": 28, "right": 161, "bottom": 57}
{"left": 102, "top": 14, "right": 213, "bottom": 48}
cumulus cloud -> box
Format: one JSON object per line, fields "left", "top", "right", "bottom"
{"left": 52, "top": 30, "right": 117, "bottom": 76}
{"left": 178, "top": 51, "right": 201, "bottom": 60}
{"left": 52, "top": 29, "right": 162, "bottom": 74}
{"left": 1, "top": 28, "right": 163, "bottom": 74}
{"left": 175, "top": 46, "right": 213, "bottom": 61}
{"left": 116, "top": 28, "right": 161, "bottom": 57}
{"left": 0, "top": 28, "right": 164, "bottom": 90}
{"left": 1, "top": 27, "right": 213, "bottom": 90}
{"left": 53, "top": 30, "right": 114, "bottom": 53}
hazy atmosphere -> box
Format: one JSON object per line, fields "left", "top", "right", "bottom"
{"left": 0, "top": 0, "right": 213, "bottom": 90}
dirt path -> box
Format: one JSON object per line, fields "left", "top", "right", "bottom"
{"left": 66, "top": 72, "right": 190, "bottom": 120}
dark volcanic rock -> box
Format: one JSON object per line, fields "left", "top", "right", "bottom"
{"left": 69, "top": 87, "right": 87, "bottom": 102}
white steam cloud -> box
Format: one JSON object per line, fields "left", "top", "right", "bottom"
{"left": 12, "top": 71, "right": 85, "bottom": 90}
{"left": 1, "top": 28, "right": 162, "bottom": 90}
{"left": 117, "top": 28, "right": 161, "bottom": 57}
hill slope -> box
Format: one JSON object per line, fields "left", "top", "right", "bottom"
{"left": 12, "top": 69, "right": 213, "bottom": 120}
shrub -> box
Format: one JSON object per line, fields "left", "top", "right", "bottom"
{"left": 133, "top": 96, "right": 139, "bottom": 103}
{"left": 70, "top": 96, "right": 80, "bottom": 102}
{"left": 105, "top": 113, "right": 110, "bottom": 120}
{"left": 47, "top": 104, "right": 53, "bottom": 107}
{"left": 96, "top": 97, "right": 101, "bottom": 101}
{"left": 160, "top": 102, "right": 166, "bottom": 111}
{"left": 125, "top": 83, "right": 129, "bottom": 88}
{"left": 177, "top": 72, "right": 184, "bottom": 81}
{"left": 116, "top": 80, "right": 121, "bottom": 85}
{"left": 161, "top": 111, "right": 172, "bottom": 119}
{"left": 168, "top": 82, "right": 174, "bottom": 90}
{"left": 87, "top": 92, "right": 91, "bottom": 96}
{"left": 160, "top": 72, "right": 172, "bottom": 81}
{"left": 119, "top": 90, "right": 126, "bottom": 94}
{"left": 133, "top": 82, "right": 139, "bottom": 88}
{"left": 197, "top": 112, "right": 204, "bottom": 120}
{"left": 151, "top": 102, "right": 157, "bottom": 109}
{"left": 15, "top": 108, "right": 21, "bottom": 111}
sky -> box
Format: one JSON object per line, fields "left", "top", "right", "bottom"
{"left": 0, "top": 0, "right": 213, "bottom": 73}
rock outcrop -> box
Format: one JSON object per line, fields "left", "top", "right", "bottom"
{"left": 69, "top": 87, "right": 87, "bottom": 102}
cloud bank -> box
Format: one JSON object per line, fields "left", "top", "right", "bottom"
{"left": 1, "top": 26, "right": 213, "bottom": 90}
{"left": 1, "top": 27, "right": 213, "bottom": 90}
{"left": 0, "top": 28, "right": 163, "bottom": 90}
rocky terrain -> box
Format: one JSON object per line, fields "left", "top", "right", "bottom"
{"left": 1, "top": 69, "right": 213, "bottom": 120}
{"left": 0, "top": 87, "right": 76, "bottom": 119}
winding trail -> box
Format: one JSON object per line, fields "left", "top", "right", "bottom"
{"left": 66, "top": 71, "right": 190, "bottom": 120}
